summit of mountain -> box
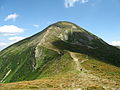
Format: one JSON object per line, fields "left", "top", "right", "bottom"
{"left": 0, "top": 21, "right": 120, "bottom": 89}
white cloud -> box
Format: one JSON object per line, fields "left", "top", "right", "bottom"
{"left": 0, "top": 36, "right": 26, "bottom": 50}
{"left": 8, "top": 36, "right": 26, "bottom": 42}
{"left": 0, "top": 42, "right": 7, "bottom": 47}
{"left": 0, "top": 42, "right": 8, "bottom": 50}
{"left": 111, "top": 41, "right": 120, "bottom": 46}
{"left": 4, "top": 13, "right": 19, "bottom": 21}
{"left": 33, "top": 24, "right": 39, "bottom": 28}
{"left": 65, "top": 0, "right": 88, "bottom": 8}
{"left": 0, "top": 25, "right": 24, "bottom": 36}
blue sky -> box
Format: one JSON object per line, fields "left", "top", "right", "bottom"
{"left": 0, "top": 0, "right": 120, "bottom": 50}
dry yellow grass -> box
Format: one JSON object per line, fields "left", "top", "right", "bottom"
{"left": 0, "top": 70, "right": 120, "bottom": 90}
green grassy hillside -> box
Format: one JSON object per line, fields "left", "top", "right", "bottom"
{"left": 0, "top": 21, "right": 120, "bottom": 89}
{"left": 116, "top": 46, "right": 120, "bottom": 49}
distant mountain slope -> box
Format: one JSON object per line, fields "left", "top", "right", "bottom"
{"left": 116, "top": 46, "right": 120, "bottom": 49}
{"left": 0, "top": 21, "right": 120, "bottom": 89}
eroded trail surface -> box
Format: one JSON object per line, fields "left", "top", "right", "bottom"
{"left": 69, "top": 52, "right": 120, "bottom": 89}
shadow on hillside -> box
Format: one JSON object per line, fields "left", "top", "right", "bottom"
{"left": 52, "top": 32, "right": 120, "bottom": 67}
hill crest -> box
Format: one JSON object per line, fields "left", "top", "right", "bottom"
{"left": 0, "top": 21, "right": 120, "bottom": 89}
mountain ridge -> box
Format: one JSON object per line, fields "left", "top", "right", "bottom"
{"left": 0, "top": 21, "right": 120, "bottom": 89}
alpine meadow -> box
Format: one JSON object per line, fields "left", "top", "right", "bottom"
{"left": 0, "top": 0, "right": 120, "bottom": 90}
{"left": 0, "top": 21, "right": 120, "bottom": 89}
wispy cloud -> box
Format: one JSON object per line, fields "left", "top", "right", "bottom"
{"left": 0, "top": 42, "right": 7, "bottom": 47}
{"left": 8, "top": 36, "right": 26, "bottom": 42}
{"left": 0, "top": 25, "right": 24, "bottom": 36}
{"left": 64, "top": 0, "right": 88, "bottom": 8}
{"left": 33, "top": 24, "right": 39, "bottom": 28}
{"left": 0, "top": 42, "right": 8, "bottom": 50}
{"left": 111, "top": 41, "right": 120, "bottom": 46}
{"left": 0, "top": 36, "right": 26, "bottom": 50}
{"left": 4, "top": 13, "right": 19, "bottom": 21}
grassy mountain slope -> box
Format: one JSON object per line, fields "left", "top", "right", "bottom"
{"left": 0, "top": 21, "right": 120, "bottom": 89}
{"left": 116, "top": 46, "right": 120, "bottom": 49}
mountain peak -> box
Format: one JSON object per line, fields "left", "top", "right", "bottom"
{"left": 0, "top": 22, "right": 120, "bottom": 89}
{"left": 51, "top": 21, "right": 79, "bottom": 30}
{"left": 54, "top": 21, "right": 75, "bottom": 25}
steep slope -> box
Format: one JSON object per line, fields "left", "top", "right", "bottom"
{"left": 0, "top": 21, "right": 120, "bottom": 89}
